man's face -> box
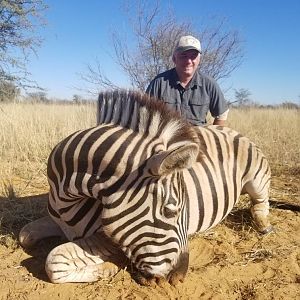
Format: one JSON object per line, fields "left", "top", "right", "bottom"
{"left": 173, "top": 49, "right": 200, "bottom": 79}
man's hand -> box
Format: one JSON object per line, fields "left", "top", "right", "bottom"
{"left": 213, "top": 118, "right": 226, "bottom": 126}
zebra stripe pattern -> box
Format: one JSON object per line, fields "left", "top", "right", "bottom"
{"left": 19, "top": 90, "right": 272, "bottom": 285}
{"left": 184, "top": 125, "right": 271, "bottom": 235}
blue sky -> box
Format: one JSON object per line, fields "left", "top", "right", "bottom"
{"left": 27, "top": 0, "right": 300, "bottom": 104}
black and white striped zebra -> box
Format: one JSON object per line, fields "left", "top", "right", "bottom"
{"left": 19, "top": 90, "right": 272, "bottom": 285}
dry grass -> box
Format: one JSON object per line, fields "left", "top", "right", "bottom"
{"left": 0, "top": 101, "right": 96, "bottom": 196}
{"left": 226, "top": 107, "right": 300, "bottom": 174}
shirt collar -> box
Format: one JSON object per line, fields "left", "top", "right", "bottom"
{"left": 172, "top": 68, "right": 203, "bottom": 88}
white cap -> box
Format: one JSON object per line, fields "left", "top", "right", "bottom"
{"left": 174, "top": 35, "right": 201, "bottom": 53}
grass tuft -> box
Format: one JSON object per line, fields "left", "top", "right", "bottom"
{"left": 2, "top": 181, "right": 17, "bottom": 200}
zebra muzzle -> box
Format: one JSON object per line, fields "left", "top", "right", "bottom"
{"left": 132, "top": 252, "right": 189, "bottom": 286}
{"left": 167, "top": 251, "right": 189, "bottom": 285}
{"left": 133, "top": 272, "right": 167, "bottom": 287}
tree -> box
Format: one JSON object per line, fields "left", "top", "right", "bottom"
{"left": 80, "top": 0, "right": 243, "bottom": 94}
{"left": 279, "top": 101, "right": 299, "bottom": 109}
{"left": 0, "top": 80, "right": 20, "bottom": 102}
{"left": 231, "top": 88, "right": 252, "bottom": 106}
{"left": 26, "top": 91, "right": 48, "bottom": 102}
{"left": 0, "top": 0, "right": 47, "bottom": 89}
{"left": 73, "top": 94, "right": 83, "bottom": 104}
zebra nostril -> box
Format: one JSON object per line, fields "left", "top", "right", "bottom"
{"left": 132, "top": 268, "right": 155, "bottom": 286}
{"left": 168, "top": 271, "right": 185, "bottom": 285}
{"left": 167, "top": 251, "right": 189, "bottom": 285}
{"left": 133, "top": 269, "right": 168, "bottom": 287}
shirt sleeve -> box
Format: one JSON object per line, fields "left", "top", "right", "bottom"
{"left": 146, "top": 76, "right": 165, "bottom": 102}
{"left": 207, "top": 78, "right": 229, "bottom": 118}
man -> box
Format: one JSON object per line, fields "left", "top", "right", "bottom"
{"left": 146, "top": 35, "right": 229, "bottom": 126}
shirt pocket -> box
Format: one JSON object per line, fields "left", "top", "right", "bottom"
{"left": 160, "top": 91, "right": 178, "bottom": 111}
{"left": 186, "top": 96, "right": 210, "bottom": 123}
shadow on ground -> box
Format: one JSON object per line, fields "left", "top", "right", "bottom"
{"left": 0, "top": 193, "right": 48, "bottom": 237}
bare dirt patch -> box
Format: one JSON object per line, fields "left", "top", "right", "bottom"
{"left": 0, "top": 174, "right": 299, "bottom": 300}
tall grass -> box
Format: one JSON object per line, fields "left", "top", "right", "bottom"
{"left": 0, "top": 102, "right": 96, "bottom": 196}
{"left": 227, "top": 107, "right": 300, "bottom": 173}
{"left": 0, "top": 102, "right": 299, "bottom": 196}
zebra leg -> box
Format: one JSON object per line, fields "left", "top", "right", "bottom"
{"left": 45, "top": 232, "right": 129, "bottom": 283}
{"left": 19, "top": 216, "right": 66, "bottom": 248}
{"left": 243, "top": 181, "right": 273, "bottom": 234}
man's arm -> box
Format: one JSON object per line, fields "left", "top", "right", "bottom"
{"left": 207, "top": 76, "right": 229, "bottom": 126}
{"left": 212, "top": 109, "right": 229, "bottom": 126}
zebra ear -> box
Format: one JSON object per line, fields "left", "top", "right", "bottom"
{"left": 150, "top": 143, "right": 199, "bottom": 176}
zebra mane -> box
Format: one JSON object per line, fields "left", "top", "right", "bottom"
{"left": 97, "top": 90, "right": 200, "bottom": 147}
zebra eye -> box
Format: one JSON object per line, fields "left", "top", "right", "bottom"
{"left": 163, "top": 203, "right": 178, "bottom": 219}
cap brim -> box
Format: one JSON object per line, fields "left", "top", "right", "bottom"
{"left": 175, "top": 46, "right": 201, "bottom": 53}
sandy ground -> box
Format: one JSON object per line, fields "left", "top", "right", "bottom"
{"left": 0, "top": 173, "right": 299, "bottom": 300}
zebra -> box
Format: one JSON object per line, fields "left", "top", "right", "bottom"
{"left": 19, "top": 90, "right": 273, "bottom": 286}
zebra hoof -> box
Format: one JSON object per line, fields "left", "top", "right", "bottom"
{"left": 19, "top": 227, "right": 38, "bottom": 248}
{"left": 259, "top": 225, "right": 274, "bottom": 235}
